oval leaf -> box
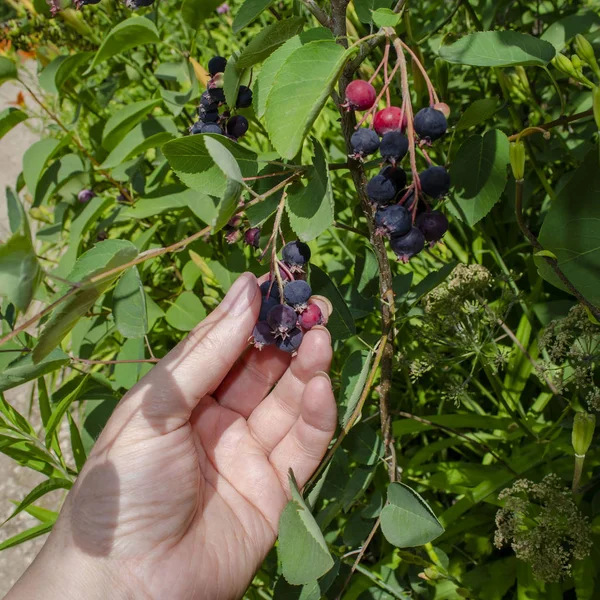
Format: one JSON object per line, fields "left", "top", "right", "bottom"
{"left": 181, "top": 0, "right": 221, "bottom": 31}
{"left": 233, "top": 0, "right": 274, "bottom": 33}
{"left": 0, "top": 57, "right": 18, "bottom": 86}
{"left": 0, "top": 349, "right": 70, "bottom": 394}
{"left": 102, "top": 99, "right": 161, "bottom": 151}
{"left": 113, "top": 266, "right": 148, "bottom": 339}
{"left": 0, "top": 108, "right": 28, "bottom": 140}
{"left": 455, "top": 97, "right": 499, "bottom": 131}
{"left": 380, "top": 482, "right": 444, "bottom": 547}
{"left": 165, "top": 291, "right": 207, "bottom": 331}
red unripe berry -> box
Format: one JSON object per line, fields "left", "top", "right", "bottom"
{"left": 345, "top": 80, "right": 377, "bottom": 111}
{"left": 298, "top": 304, "right": 323, "bottom": 329}
{"left": 373, "top": 107, "right": 406, "bottom": 136}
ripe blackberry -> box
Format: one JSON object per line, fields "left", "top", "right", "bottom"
{"left": 200, "top": 123, "right": 223, "bottom": 135}
{"left": 413, "top": 107, "right": 447, "bottom": 143}
{"left": 283, "top": 280, "right": 312, "bottom": 308}
{"left": 298, "top": 304, "right": 322, "bottom": 329}
{"left": 367, "top": 174, "right": 397, "bottom": 205}
{"left": 282, "top": 240, "right": 311, "bottom": 270}
{"left": 350, "top": 128, "right": 380, "bottom": 158}
{"left": 416, "top": 210, "right": 449, "bottom": 242}
{"left": 236, "top": 86, "right": 253, "bottom": 109}
{"left": 373, "top": 107, "right": 406, "bottom": 136}
{"left": 252, "top": 322, "right": 275, "bottom": 350}
{"left": 259, "top": 296, "right": 278, "bottom": 321}
{"left": 227, "top": 115, "right": 249, "bottom": 138}
{"left": 419, "top": 166, "right": 451, "bottom": 198}
{"left": 344, "top": 80, "right": 377, "bottom": 111}
{"left": 199, "top": 108, "right": 219, "bottom": 123}
{"left": 390, "top": 227, "right": 425, "bottom": 263}
{"left": 208, "top": 56, "right": 227, "bottom": 76}
{"left": 267, "top": 304, "right": 298, "bottom": 338}
{"left": 375, "top": 204, "right": 411, "bottom": 237}
{"left": 244, "top": 227, "right": 260, "bottom": 248}
{"left": 380, "top": 131, "right": 408, "bottom": 165}
{"left": 276, "top": 328, "right": 303, "bottom": 353}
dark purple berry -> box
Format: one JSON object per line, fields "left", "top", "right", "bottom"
{"left": 276, "top": 328, "right": 303, "bottom": 353}
{"left": 375, "top": 204, "right": 411, "bottom": 237}
{"left": 227, "top": 115, "right": 249, "bottom": 138}
{"left": 252, "top": 322, "right": 275, "bottom": 350}
{"left": 208, "top": 56, "right": 227, "bottom": 76}
{"left": 236, "top": 86, "right": 253, "bottom": 109}
{"left": 259, "top": 296, "right": 278, "bottom": 321}
{"left": 76, "top": 0, "right": 101, "bottom": 7}
{"left": 413, "top": 107, "right": 447, "bottom": 143}
{"left": 200, "top": 123, "right": 223, "bottom": 135}
{"left": 267, "top": 304, "right": 298, "bottom": 338}
{"left": 244, "top": 227, "right": 261, "bottom": 248}
{"left": 367, "top": 174, "right": 397, "bottom": 205}
{"left": 78, "top": 189, "right": 95, "bottom": 203}
{"left": 283, "top": 280, "right": 312, "bottom": 307}
{"left": 208, "top": 87, "right": 226, "bottom": 105}
{"left": 350, "top": 128, "right": 380, "bottom": 158}
{"left": 199, "top": 108, "right": 220, "bottom": 123}
{"left": 298, "top": 304, "right": 322, "bottom": 329}
{"left": 282, "top": 240, "right": 311, "bottom": 269}
{"left": 419, "top": 166, "right": 451, "bottom": 198}
{"left": 344, "top": 80, "right": 377, "bottom": 111}
{"left": 380, "top": 131, "right": 408, "bottom": 165}
{"left": 190, "top": 121, "right": 204, "bottom": 135}
{"left": 380, "top": 166, "right": 407, "bottom": 191}
{"left": 390, "top": 227, "right": 425, "bottom": 263}
{"left": 260, "top": 280, "right": 281, "bottom": 301}
{"left": 416, "top": 210, "right": 449, "bottom": 242}
{"left": 200, "top": 91, "right": 219, "bottom": 111}
{"left": 125, "top": 0, "right": 154, "bottom": 7}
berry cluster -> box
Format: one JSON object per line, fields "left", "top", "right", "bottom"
{"left": 345, "top": 80, "right": 451, "bottom": 263}
{"left": 189, "top": 55, "right": 251, "bottom": 140}
{"left": 251, "top": 241, "right": 324, "bottom": 355}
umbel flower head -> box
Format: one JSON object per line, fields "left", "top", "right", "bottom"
{"left": 494, "top": 473, "right": 592, "bottom": 582}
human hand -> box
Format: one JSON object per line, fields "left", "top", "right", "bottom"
{"left": 7, "top": 272, "right": 336, "bottom": 600}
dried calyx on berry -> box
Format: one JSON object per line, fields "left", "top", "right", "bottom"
{"left": 267, "top": 304, "right": 298, "bottom": 338}
{"left": 375, "top": 204, "right": 411, "bottom": 238}
{"left": 276, "top": 328, "right": 303, "bottom": 353}
{"left": 283, "top": 280, "right": 312, "bottom": 309}
{"left": 419, "top": 166, "right": 451, "bottom": 198}
{"left": 251, "top": 322, "right": 275, "bottom": 350}
{"left": 350, "top": 128, "right": 380, "bottom": 159}
{"left": 413, "top": 107, "right": 447, "bottom": 143}
{"left": 380, "top": 131, "right": 408, "bottom": 165}
{"left": 344, "top": 80, "right": 377, "bottom": 111}
{"left": 390, "top": 226, "right": 425, "bottom": 263}
{"left": 416, "top": 210, "right": 448, "bottom": 242}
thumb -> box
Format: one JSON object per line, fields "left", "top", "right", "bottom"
{"left": 114, "top": 272, "right": 260, "bottom": 434}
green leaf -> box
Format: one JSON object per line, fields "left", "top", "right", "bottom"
{"left": 3, "top": 477, "right": 72, "bottom": 524}
{"left": 160, "top": 86, "right": 195, "bottom": 117}
{"left": 273, "top": 560, "right": 339, "bottom": 600}
{"left": 163, "top": 134, "right": 258, "bottom": 198}
{"left": 113, "top": 266, "right": 147, "bottom": 339}
{"left": 32, "top": 153, "right": 86, "bottom": 208}
{"left": 181, "top": 0, "right": 221, "bottom": 31}
{"left": 82, "top": 399, "right": 117, "bottom": 454}
{"left": 237, "top": 17, "right": 305, "bottom": 69}
{"left": 371, "top": 8, "right": 401, "bottom": 28}
{"left": 233, "top": 0, "right": 274, "bottom": 33}
{"left": 0, "top": 393, "right": 35, "bottom": 435}
{"left": 0, "top": 108, "right": 27, "bottom": 140}
{"left": 455, "top": 97, "right": 499, "bottom": 131}
{"left": 6, "top": 186, "right": 23, "bottom": 233}
{"left": 39, "top": 52, "right": 93, "bottom": 94}
{"left": 265, "top": 40, "right": 352, "bottom": 159}
{"left": 223, "top": 51, "right": 246, "bottom": 109}
{"left": 540, "top": 10, "right": 600, "bottom": 51}
{"left": 536, "top": 151, "right": 600, "bottom": 306}
{"left": 309, "top": 265, "right": 355, "bottom": 341}
{"left": 449, "top": 129, "right": 510, "bottom": 226}
{"left": 439, "top": 31, "right": 556, "bottom": 67}
{"left": 0, "top": 522, "right": 54, "bottom": 551}
{"left": 0, "top": 57, "right": 18, "bottom": 86}
{"left": 380, "top": 482, "right": 444, "bottom": 547}
{"left": 67, "top": 412, "right": 87, "bottom": 471}
{"left": 338, "top": 350, "right": 373, "bottom": 428}
{"left": 354, "top": 0, "right": 393, "bottom": 24}
{"left": 20, "top": 503, "right": 59, "bottom": 524}
{"left": 33, "top": 240, "right": 138, "bottom": 363}
{"left": 345, "top": 423, "right": 384, "bottom": 465}
{"left": 406, "top": 261, "right": 456, "bottom": 306}
{"left": 278, "top": 470, "right": 334, "bottom": 585}
{"left": 535, "top": 249, "right": 557, "bottom": 260}
{"left": 101, "top": 117, "right": 177, "bottom": 169}
{"left": 102, "top": 99, "right": 161, "bottom": 151}
{"left": 87, "top": 17, "right": 160, "bottom": 72}
{"left": 165, "top": 291, "right": 207, "bottom": 331}
{"left": 286, "top": 139, "right": 334, "bottom": 241}
{"left": 45, "top": 375, "right": 89, "bottom": 446}
{"left": 23, "top": 138, "right": 65, "bottom": 199}
{"left": 0, "top": 349, "right": 70, "bottom": 393}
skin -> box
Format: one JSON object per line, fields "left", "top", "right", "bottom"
{"left": 6, "top": 273, "right": 336, "bottom": 600}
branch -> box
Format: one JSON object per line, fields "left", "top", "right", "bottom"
{"left": 298, "top": 0, "right": 331, "bottom": 28}
{"left": 71, "top": 357, "right": 160, "bottom": 365}
{"left": 508, "top": 108, "right": 594, "bottom": 141}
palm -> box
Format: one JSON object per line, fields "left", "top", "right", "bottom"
{"left": 55, "top": 279, "right": 335, "bottom": 600}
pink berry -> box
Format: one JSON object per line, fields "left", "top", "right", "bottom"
{"left": 373, "top": 107, "right": 406, "bottom": 136}
{"left": 244, "top": 227, "right": 261, "bottom": 248}
{"left": 298, "top": 304, "right": 322, "bottom": 329}
{"left": 433, "top": 102, "right": 451, "bottom": 118}
{"left": 345, "top": 80, "right": 377, "bottom": 111}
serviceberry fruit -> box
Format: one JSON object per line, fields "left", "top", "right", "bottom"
{"left": 416, "top": 210, "right": 449, "bottom": 242}
{"left": 380, "top": 131, "right": 408, "bottom": 165}
{"left": 375, "top": 204, "right": 412, "bottom": 237}
{"left": 200, "top": 91, "right": 219, "bottom": 111}
{"left": 276, "top": 328, "right": 303, "bottom": 353}
{"left": 380, "top": 165, "right": 407, "bottom": 191}
{"left": 252, "top": 322, "right": 275, "bottom": 350}
{"left": 367, "top": 174, "right": 397, "bottom": 205}
{"left": 260, "top": 280, "right": 281, "bottom": 301}
{"left": 125, "top": 0, "right": 154, "bottom": 8}
{"left": 283, "top": 280, "right": 312, "bottom": 308}
{"left": 419, "top": 166, "right": 451, "bottom": 198}
{"left": 433, "top": 102, "right": 451, "bottom": 118}
{"left": 208, "top": 56, "right": 227, "bottom": 76}
{"left": 190, "top": 121, "right": 204, "bottom": 135}
{"left": 282, "top": 240, "right": 311, "bottom": 270}
{"left": 259, "top": 295, "right": 278, "bottom": 321}
{"left": 373, "top": 107, "right": 406, "bottom": 136}
{"left": 390, "top": 227, "right": 425, "bottom": 263}
{"left": 227, "top": 115, "right": 249, "bottom": 138}
{"left": 344, "top": 80, "right": 377, "bottom": 111}
{"left": 350, "top": 128, "right": 380, "bottom": 158}
{"left": 244, "top": 227, "right": 261, "bottom": 248}
{"left": 267, "top": 304, "right": 298, "bottom": 338}
{"left": 200, "top": 123, "right": 223, "bottom": 134}
{"left": 413, "top": 107, "right": 447, "bottom": 143}
{"left": 76, "top": 0, "right": 101, "bottom": 7}
{"left": 199, "top": 108, "right": 220, "bottom": 123}
{"left": 236, "top": 86, "right": 253, "bottom": 109}
{"left": 77, "top": 189, "right": 95, "bottom": 203}
{"left": 298, "top": 304, "right": 323, "bottom": 329}
{"left": 208, "top": 87, "right": 226, "bottom": 105}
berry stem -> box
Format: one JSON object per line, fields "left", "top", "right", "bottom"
{"left": 383, "top": 40, "right": 391, "bottom": 107}
{"left": 397, "top": 39, "right": 439, "bottom": 105}
{"left": 367, "top": 42, "right": 388, "bottom": 85}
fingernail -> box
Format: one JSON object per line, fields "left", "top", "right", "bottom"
{"left": 220, "top": 272, "right": 258, "bottom": 316}
{"left": 309, "top": 295, "right": 333, "bottom": 323}
{"left": 311, "top": 324, "right": 331, "bottom": 342}
{"left": 314, "top": 370, "right": 331, "bottom": 384}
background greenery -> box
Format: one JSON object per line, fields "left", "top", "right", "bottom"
{"left": 1, "top": 0, "right": 599, "bottom": 597}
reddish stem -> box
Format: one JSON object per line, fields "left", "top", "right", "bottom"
{"left": 398, "top": 39, "right": 439, "bottom": 105}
